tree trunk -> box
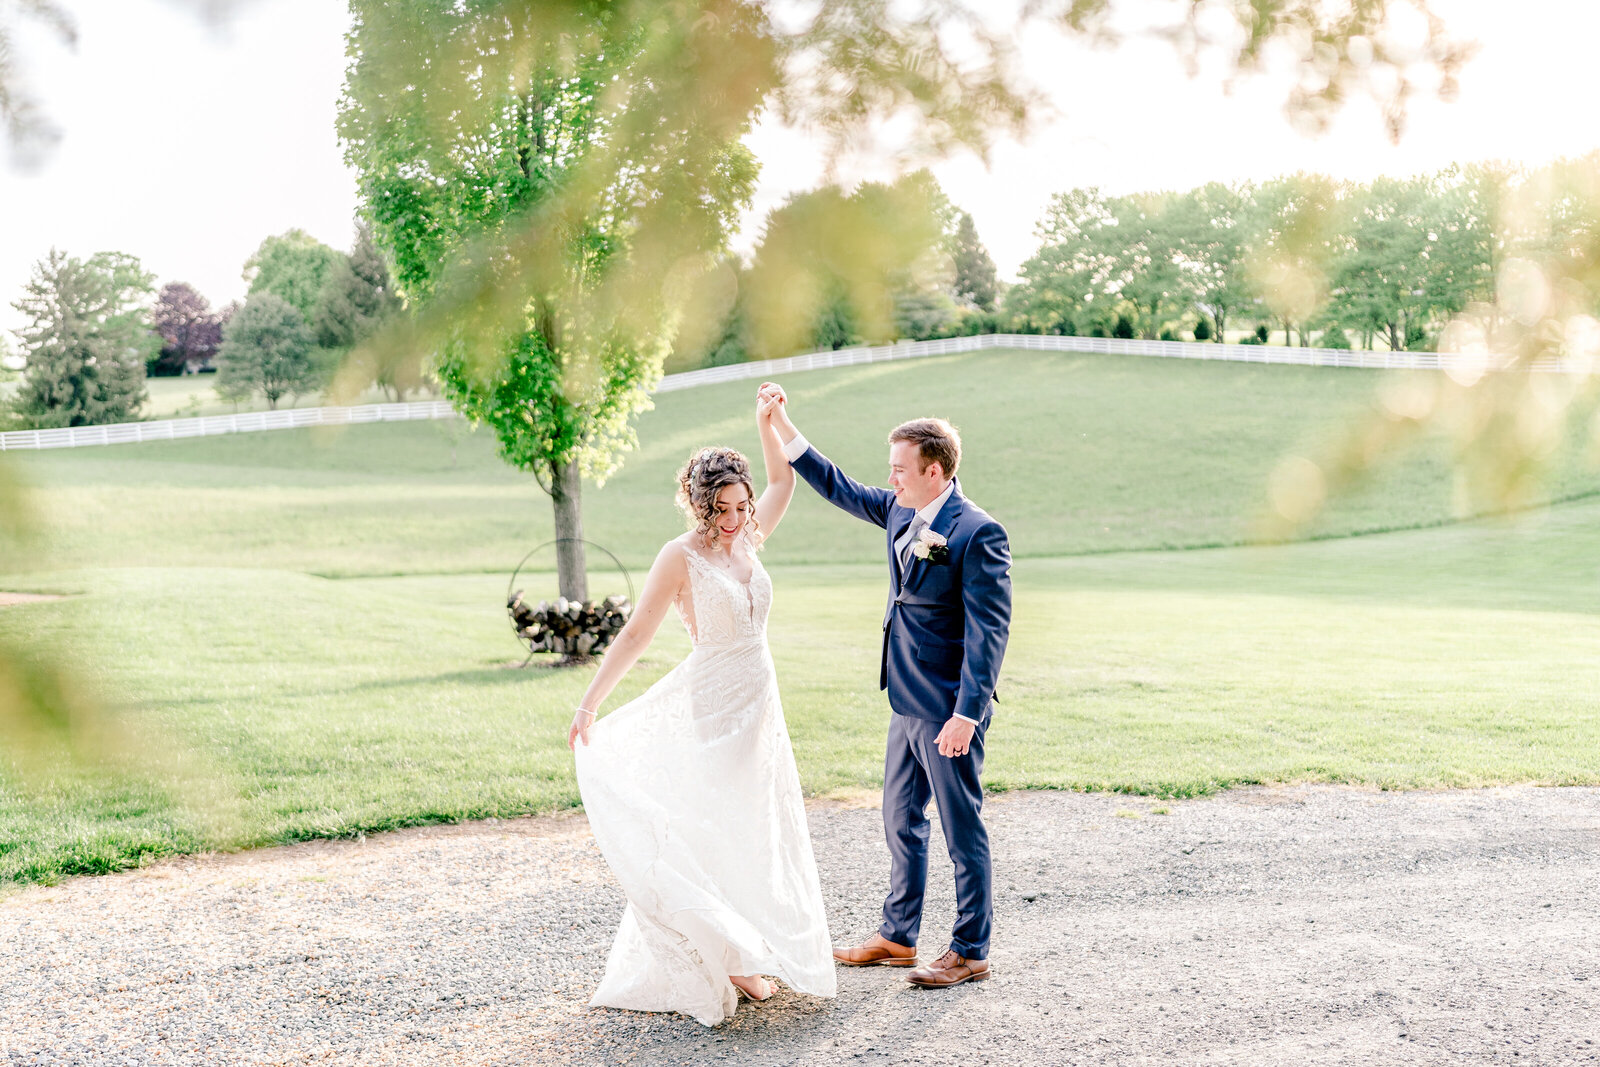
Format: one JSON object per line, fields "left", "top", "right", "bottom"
{"left": 1214, "top": 310, "right": 1227, "bottom": 342}
{"left": 550, "top": 454, "right": 588, "bottom": 604}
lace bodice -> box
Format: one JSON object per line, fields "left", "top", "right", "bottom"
{"left": 678, "top": 538, "right": 772, "bottom": 648}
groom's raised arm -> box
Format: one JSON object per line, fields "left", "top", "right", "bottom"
{"left": 761, "top": 382, "right": 895, "bottom": 530}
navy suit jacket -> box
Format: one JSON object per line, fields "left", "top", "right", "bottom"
{"left": 792, "top": 446, "right": 1012, "bottom": 724}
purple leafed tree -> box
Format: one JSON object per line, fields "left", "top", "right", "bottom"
{"left": 151, "top": 282, "right": 223, "bottom": 374}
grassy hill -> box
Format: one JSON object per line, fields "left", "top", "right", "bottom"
{"left": 4, "top": 348, "right": 1600, "bottom": 885}
{"left": 12, "top": 348, "right": 1599, "bottom": 577}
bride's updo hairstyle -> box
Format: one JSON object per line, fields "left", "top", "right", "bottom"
{"left": 677, "top": 446, "right": 761, "bottom": 549}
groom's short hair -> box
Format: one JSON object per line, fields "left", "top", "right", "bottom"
{"left": 889, "top": 418, "right": 961, "bottom": 479}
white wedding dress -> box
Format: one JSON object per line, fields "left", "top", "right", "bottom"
{"left": 573, "top": 536, "right": 837, "bottom": 1025}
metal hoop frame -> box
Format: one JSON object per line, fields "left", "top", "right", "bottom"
{"left": 506, "top": 539, "right": 637, "bottom": 664}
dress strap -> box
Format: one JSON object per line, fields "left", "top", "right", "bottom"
{"left": 680, "top": 541, "right": 715, "bottom": 574}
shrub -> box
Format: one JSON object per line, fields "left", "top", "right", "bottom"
{"left": 1112, "top": 315, "right": 1135, "bottom": 339}
{"left": 1319, "top": 327, "right": 1351, "bottom": 349}
{"left": 1192, "top": 316, "right": 1214, "bottom": 341}
{"left": 1159, "top": 327, "right": 1179, "bottom": 342}
{"left": 953, "top": 309, "right": 999, "bottom": 337}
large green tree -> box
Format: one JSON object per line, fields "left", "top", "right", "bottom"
{"left": 339, "top": 1, "right": 773, "bottom": 604}
{"left": 951, "top": 212, "right": 998, "bottom": 313}
{"left": 1247, "top": 173, "right": 1345, "bottom": 346}
{"left": 1105, "top": 193, "right": 1190, "bottom": 340}
{"left": 1004, "top": 187, "right": 1118, "bottom": 335}
{"left": 1174, "top": 182, "right": 1255, "bottom": 342}
{"left": 740, "top": 176, "right": 954, "bottom": 357}
{"left": 342, "top": 0, "right": 774, "bottom": 601}
{"left": 10, "top": 249, "right": 155, "bottom": 427}
{"left": 1328, "top": 177, "right": 1429, "bottom": 350}
{"left": 1324, "top": 172, "right": 1491, "bottom": 351}
{"left": 311, "top": 221, "right": 401, "bottom": 352}
{"left": 679, "top": 174, "right": 967, "bottom": 367}
{"left": 313, "top": 221, "right": 412, "bottom": 401}
{"left": 243, "top": 230, "right": 344, "bottom": 322}
{"left": 215, "top": 292, "right": 319, "bottom": 410}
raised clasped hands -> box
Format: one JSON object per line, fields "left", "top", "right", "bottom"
{"left": 935, "top": 715, "right": 975, "bottom": 759}
{"left": 755, "top": 382, "right": 786, "bottom": 421}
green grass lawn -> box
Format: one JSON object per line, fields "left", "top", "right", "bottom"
{"left": 141, "top": 373, "right": 421, "bottom": 418}
{"left": 3, "top": 348, "right": 1600, "bottom": 885}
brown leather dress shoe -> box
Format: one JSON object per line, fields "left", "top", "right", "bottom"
{"left": 906, "top": 949, "right": 990, "bottom": 988}
{"left": 832, "top": 932, "right": 919, "bottom": 967}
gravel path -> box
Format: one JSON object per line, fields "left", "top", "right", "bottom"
{"left": 3, "top": 785, "right": 1598, "bottom": 1066}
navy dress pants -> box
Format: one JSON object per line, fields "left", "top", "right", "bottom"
{"left": 878, "top": 712, "right": 992, "bottom": 959}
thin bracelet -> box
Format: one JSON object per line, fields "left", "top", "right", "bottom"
{"left": 575, "top": 706, "right": 597, "bottom": 718}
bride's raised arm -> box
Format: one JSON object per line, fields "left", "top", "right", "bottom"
{"left": 751, "top": 391, "right": 796, "bottom": 544}
{"left": 568, "top": 542, "right": 688, "bottom": 749}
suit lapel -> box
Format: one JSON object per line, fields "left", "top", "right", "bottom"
{"left": 904, "top": 481, "right": 964, "bottom": 593}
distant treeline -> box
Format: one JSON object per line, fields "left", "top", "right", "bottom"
{"left": 9, "top": 154, "right": 1595, "bottom": 430}
{"left": 2, "top": 223, "right": 411, "bottom": 430}
{"left": 677, "top": 154, "right": 1600, "bottom": 367}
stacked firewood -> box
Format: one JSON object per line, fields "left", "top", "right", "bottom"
{"left": 507, "top": 592, "right": 632, "bottom": 658}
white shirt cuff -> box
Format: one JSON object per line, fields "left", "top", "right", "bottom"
{"left": 781, "top": 432, "right": 811, "bottom": 463}
{"left": 953, "top": 713, "right": 981, "bottom": 725}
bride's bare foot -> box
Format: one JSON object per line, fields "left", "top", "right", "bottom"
{"left": 730, "top": 974, "right": 776, "bottom": 1002}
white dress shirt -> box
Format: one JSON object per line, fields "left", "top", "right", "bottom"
{"left": 783, "top": 433, "right": 978, "bottom": 727}
{"left": 904, "top": 480, "right": 956, "bottom": 545}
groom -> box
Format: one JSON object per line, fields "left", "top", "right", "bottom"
{"left": 757, "top": 382, "right": 1012, "bottom": 988}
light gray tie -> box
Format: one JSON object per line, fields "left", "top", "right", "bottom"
{"left": 896, "top": 514, "right": 928, "bottom": 573}
{"left": 885, "top": 514, "right": 927, "bottom": 628}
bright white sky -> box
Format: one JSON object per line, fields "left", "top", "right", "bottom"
{"left": 1, "top": 0, "right": 1596, "bottom": 338}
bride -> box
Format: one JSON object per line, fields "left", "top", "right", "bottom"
{"left": 567, "top": 391, "right": 836, "bottom": 1025}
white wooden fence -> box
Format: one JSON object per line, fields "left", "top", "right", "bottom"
{"left": 0, "top": 400, "right": 457, "bottom": 451}
{"left": 0, "top": 334, "right": 1566, "bottom": 451}
{"left": 655, "top": 332, "right": 1567, "bottom": 391}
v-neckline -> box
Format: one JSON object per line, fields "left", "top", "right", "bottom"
{"left": 688, "top": 539, "right": 755, "bottom": 587}
{"left": 684, "top": 540, "right": 759, "bottom": 631}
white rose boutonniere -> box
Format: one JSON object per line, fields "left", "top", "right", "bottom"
{"left": 910, "top": 527, "right": 949, "bottom": 564}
